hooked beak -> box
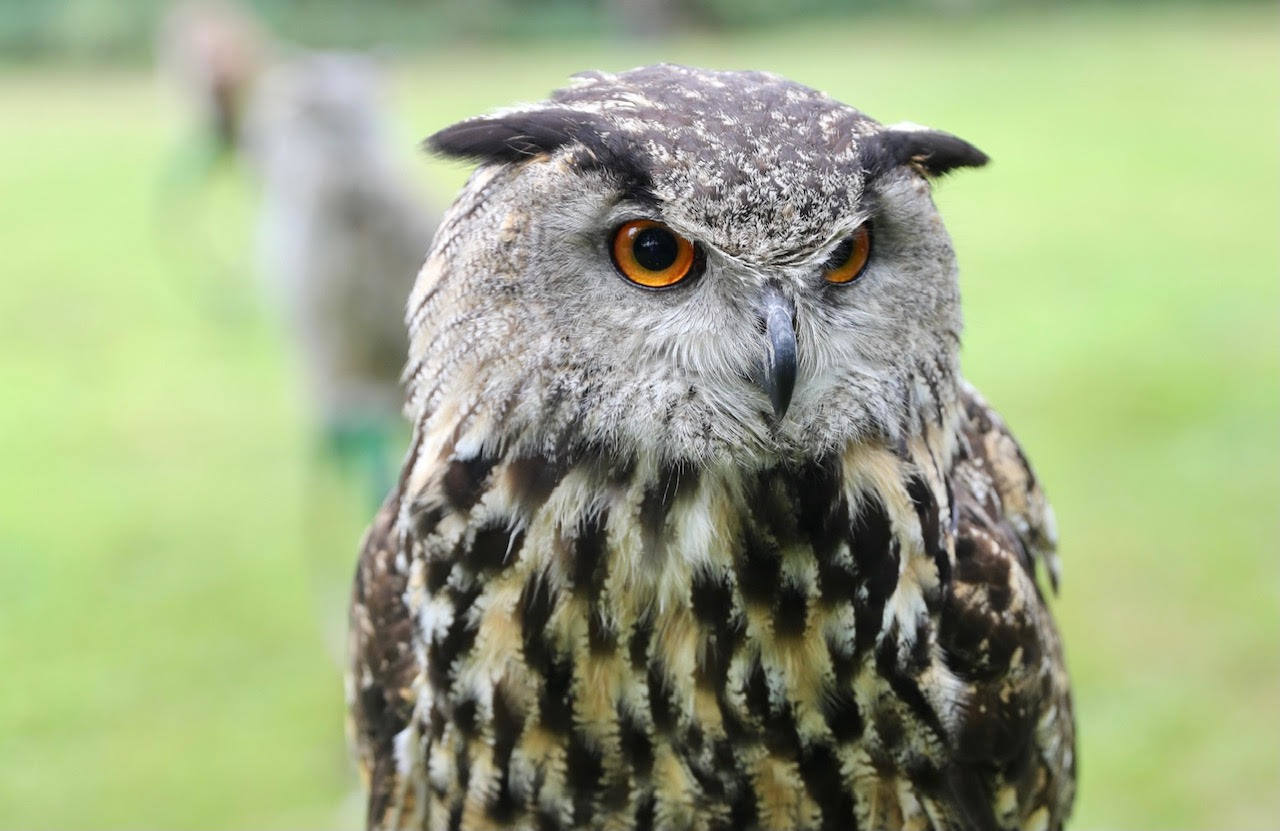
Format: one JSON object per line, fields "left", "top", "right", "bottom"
{"left": 759, "top": 285, "right": 797, "bottom": 420}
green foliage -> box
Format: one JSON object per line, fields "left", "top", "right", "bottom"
{"left": 1, "top": 4, "right": 1276, "bottom": 828}
{"left": 0, "top": 0, "right": 1271, "bottom": 62}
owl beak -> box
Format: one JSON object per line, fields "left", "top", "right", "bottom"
{"left": 760, "top": 286, "right": 797, "bottom": 420}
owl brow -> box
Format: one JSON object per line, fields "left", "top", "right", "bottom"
{"left": 609, "top": 173, "right": 660, "bottom": 209}
{"left": 427, "top": 107, "right": 658, "bottom": 200}
{"left": 561, "top": 134, "right": 658, "bottom": 204}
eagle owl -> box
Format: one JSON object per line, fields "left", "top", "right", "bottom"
{"left": 348, "top": 64, "right": 1075, "bottom": 831}
{"left": 244, "top": 54, "right": 437, "bottom": 493}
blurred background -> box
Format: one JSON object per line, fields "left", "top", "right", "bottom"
{"left": 1, "top": 0, "right": 1276, "bottom": 828}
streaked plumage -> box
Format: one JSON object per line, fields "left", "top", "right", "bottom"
{"left": 348, "top": 65, "right": 1074, "bottom": 830}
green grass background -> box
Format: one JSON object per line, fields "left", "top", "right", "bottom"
{"left": 1, "top": 4, "right": 1277, "bottom": 828}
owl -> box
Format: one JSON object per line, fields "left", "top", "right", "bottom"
{"left": 348, "top": 64, "right": 1075, "bottom": 831}
{"left": 243, "top": 54, "right": 438, "bottom": 495}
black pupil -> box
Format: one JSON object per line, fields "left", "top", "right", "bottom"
{"left": 826, "top": 238, "right": 855, "bottom": 270}
{"left": 633, "top": 227, "right": 679, "bottom": 271}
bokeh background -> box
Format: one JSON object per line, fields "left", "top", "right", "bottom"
{"left": 2, "top": 0, "right": 1276, "bottom": 828}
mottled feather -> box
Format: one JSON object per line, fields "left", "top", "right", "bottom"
{"left": 348, "top": 385, "right": 1073, "bottom": 829}
{"left": 347, "top": 64, "right": 1075, "bottom": 831}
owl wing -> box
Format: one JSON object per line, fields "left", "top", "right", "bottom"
{"left": 954, "top": 380, "right": 1060, "bottom": 588}
{"left": 347, "top": 488, "right": 419, "bottom": 829}
{"left": 939, "top": 382, "right": 1076, "bottom": 829}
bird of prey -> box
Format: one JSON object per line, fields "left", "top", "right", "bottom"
{"left": 243, "top": 53, "right": 438, "bottom": 502}
{"left": 348, "top": 64, "right": 1075, "bottom": 831}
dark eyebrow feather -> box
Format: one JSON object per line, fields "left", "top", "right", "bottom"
{"left": 425, "top": 109, "right": 592, "bottom": 163}
{"left": 426, "top": 107, "right": 658, "bottom": 203}
{"left": 860, "top": 128, "right": 990, "bottom": 179}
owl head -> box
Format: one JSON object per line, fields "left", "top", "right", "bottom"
{"left": 408, "top": 65, "right": 987, "bottom": 468}
{"left": 245, "top": 53, "right": 392, "bottom": 186}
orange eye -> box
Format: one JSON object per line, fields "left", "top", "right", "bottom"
{"left": 610, "top": 220, "right": 698, "bottom": 289}
{"left": 823, "top": 224, "right": 872, "bottom": 284}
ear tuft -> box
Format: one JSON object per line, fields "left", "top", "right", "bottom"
{"left": 872, "top": 123, "right": 990, "bottom": 178}
{"left": 425, "top": 108, "right": 603, "bottom": 164}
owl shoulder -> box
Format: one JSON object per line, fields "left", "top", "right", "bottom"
{"left": 936, "top": 381, "right": 1075, "bottom": 827}
{"left": 953, "top": 379, "right": 1059, "bottom": 591}
{"left": 347, "top": 491, "right": 417, "bottom": 823}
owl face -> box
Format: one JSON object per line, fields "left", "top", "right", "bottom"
{"left": 409, "top": 65, "right": 987, "bottom": 466}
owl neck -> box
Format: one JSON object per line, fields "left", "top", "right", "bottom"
{"left": 400, "top": 380, "right": 960, "bottom": 634}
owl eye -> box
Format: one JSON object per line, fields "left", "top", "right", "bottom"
{"left": 610, "top": 220, "right": 698, "bottom": 289}
{"left": 822, "top": 224, "right": 872, "bottom": 284}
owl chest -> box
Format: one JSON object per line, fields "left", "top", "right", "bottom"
{"left": 412, "top": 457, "right": 955, "bottom": 829}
